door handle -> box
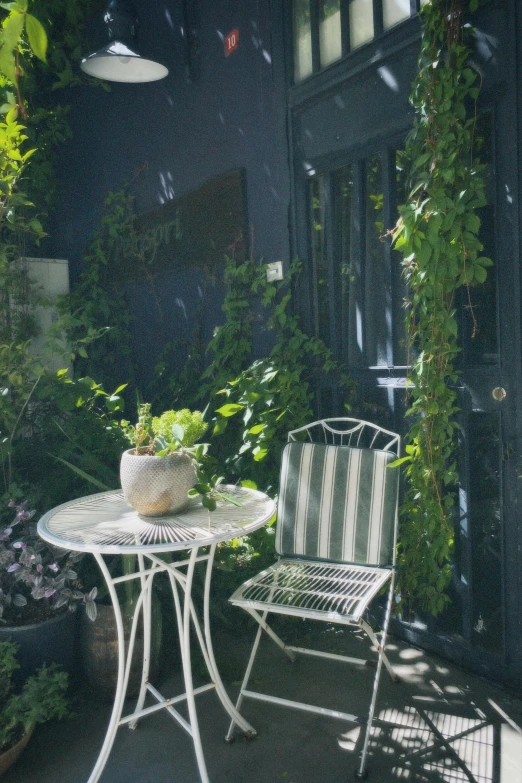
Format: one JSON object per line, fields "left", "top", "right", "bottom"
{"left": 492, "top": 387, "right": 507, "bottom": 401}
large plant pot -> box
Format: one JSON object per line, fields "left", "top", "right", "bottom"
{"left": 120, "top": 449, "right": 197, "bottom": 516}
{"left": 0, "top": 726, "right": 34, "bottom": 778}
{"left": 80, "top": 599, "right": 163, "bottom": 700}
{"left": 0, "top": 608, "right": 77, "bottom": 685}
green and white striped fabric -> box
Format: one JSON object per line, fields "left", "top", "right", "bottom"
{"left": 275, "top": 442, "right": 398, "bottom": 566}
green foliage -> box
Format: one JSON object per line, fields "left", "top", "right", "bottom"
{"left": 120, "top": 403, "right": 208, "bottom": 456}
{"left": 393, "top": 0, "right": 490, "bottom": 616}
{"left": 206, "top": 257, "right": 357, "bottom": 492}
{"left": 0, "top": 639, "right": 69, "bottom": 752}
{"left": 56, "top": 187, "right": 137, "bottom": 392}
{"left": 200, "top": 253, "right": 257, "bottom": 397}
{"left": 3, "top": 371, "right": 127, "bottom": 507}
{"left": 152, "top": 409, "right": 208, "bottom": 450}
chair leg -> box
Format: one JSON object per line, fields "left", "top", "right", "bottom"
{"left": 356, "top": 575, "right": 396, "bottom": 778}
{"left": 226, "top": 606, "right": 298, "bottom": 742}
{"left": 359, "top": 619, "right": 399, "bottom": 683}
{"left": 246, "top": 608, "right": 296, "bottom": 662}
{"left": 226, "top": 611, "right": 265, "bottom": 742}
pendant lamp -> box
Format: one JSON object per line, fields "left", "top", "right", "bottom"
{"left": 80, "top": 0, "right": 168, "bottom": 83}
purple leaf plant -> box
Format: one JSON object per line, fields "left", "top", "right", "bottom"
{"left": 0, "top": 500, "right": 97, "bottom": 624}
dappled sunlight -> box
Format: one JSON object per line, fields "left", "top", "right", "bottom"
{"left": 332, "top": 644, "right": 522, "bottom": 782}
{"left": 158, "top": 170, "right": 175, "bottom": 203}
{"left": 164, "top": 8, "right": 174, "bottom": 30}
{"left": 175, "top": 297, "right": 188, "bottom": 320}
{"left": 473, "top": 27, "right": 498, "bottom": 65}
{"left": 339, "top": 703, "right": 497, "bottom": 782}
{"left": 377, "top": 65, "right": 399, "bottom": 92}
{"left": 399, "top": 647, "right": 424, "bottom": 660}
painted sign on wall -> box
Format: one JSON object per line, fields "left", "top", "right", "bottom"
{"left": 225, "top": 29, "right": 239, "bottom": 56}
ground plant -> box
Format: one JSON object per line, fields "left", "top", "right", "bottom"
{"left": 0, "top": 638, "right": 69, "bottom": 753}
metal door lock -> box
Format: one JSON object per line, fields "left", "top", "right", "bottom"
{"left": 492, "top": 387, "right": 507, "bottom": 401}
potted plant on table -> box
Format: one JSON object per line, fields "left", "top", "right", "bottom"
{"left": 0, "top": 499, "right": 97, "bottom": 681}
{"left": 0, "top": 639, "right": 69, "bottom": 777}
{"left": 120, "top": 404, "right": 220, "bottom": 516}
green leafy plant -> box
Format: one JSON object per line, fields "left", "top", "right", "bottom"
{"left": 208, "top": 257, "right": 357, "bottom": 491}
{"left": 121, "top": 404, "right": 208, "bottom": 456}
{"left": 120, "top": 404, "right": 242, "bottom": 511}
{"left": 152, "top": 409, "right": 208, "bottom": 455}
{"left": 392, "top": 0, "right": 491, "bottom": 616}
{"left": 0, "top": 638, "right": 69, "bottom": 753}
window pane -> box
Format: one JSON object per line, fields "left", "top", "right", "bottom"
{"left": 320, "top": 0, "right": 342, "bottom": 67}
{"left": 310, "top": 176, "right": 331, "bottom": 345}
{"left": 334, "top": 165, "right": 362, "bottom": 364}
{"left": 383, "top": 0, "right": 411, "bottom": 30}
{"left": 294, "top": 0, "right": 313, "bottom": 82}
{"left": 365, "top": 154, "right": 388, "bottom": 366}
{"left": 349, "top": 0, "right": 374, "bottom": 50}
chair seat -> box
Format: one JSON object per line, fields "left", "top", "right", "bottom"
{"left": 229, "top": 558, "right": 392, "bottom": 624}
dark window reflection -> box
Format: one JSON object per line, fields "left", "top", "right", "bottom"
{"left": 469, "top": 412, "right": 503, "bottom": 654}
{"left": 365, "top": 154, "right": 389, "bottom": 366}
{"left": 310, "top": 175, "right": 330, "bottom": 346}
{"left": 333, "top": 165, "right": 361, "bottom": 364}
{"left": 393, "top": 148, "right": 409, "bottom": 366}
{"left": 463, "top": 112, "right": 498, "bottom": 365}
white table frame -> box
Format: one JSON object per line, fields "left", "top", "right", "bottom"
{"left": 38, "top": 487, "right": 276, "bottom": 783}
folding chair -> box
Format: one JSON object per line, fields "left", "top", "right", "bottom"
{"left": 227, "top": 418, "right": 401, "bottom": 779}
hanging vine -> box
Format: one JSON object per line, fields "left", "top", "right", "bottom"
{"left": 393, "top": 0, "right": 492, "bottom": 616}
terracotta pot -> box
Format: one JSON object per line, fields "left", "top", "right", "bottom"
{"left": 120, "top": 449, "right": 197, "bottom": 516}
{"left": 80, "top": 599, "right": 163, "bottom": 700}
{"left": 0, "top": 726, "right": 34, "bottom": 778}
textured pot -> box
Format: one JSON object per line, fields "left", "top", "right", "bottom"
{"left": 0, "top": 608, "right": 78, "bottom": 686}
{"left": 0, "top": 726, "right": 34, "bottom": 778}
{"left": 120, "top": 449, "right": 197, "bottom": 517}
{"left": 80, "top": 600, "right": 162, "bottom": 700}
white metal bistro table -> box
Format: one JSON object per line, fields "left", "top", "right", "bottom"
{"left": 37, "top": 486, "right": 275, "bottom": 783}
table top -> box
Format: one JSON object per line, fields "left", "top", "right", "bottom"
{"left": 37, "top": 486, "right": 276, "bottom": 555}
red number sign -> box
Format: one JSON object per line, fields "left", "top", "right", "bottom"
{"left": 225, "top": 29, "right": 239, "bottom": 57}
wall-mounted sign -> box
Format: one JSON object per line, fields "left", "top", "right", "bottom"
{"left": 225, "top": 29, "right": 239, "bottom": 57}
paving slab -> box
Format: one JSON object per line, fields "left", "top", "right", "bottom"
{"left": 3, "top": 626, "right": 522, "bottom": 783}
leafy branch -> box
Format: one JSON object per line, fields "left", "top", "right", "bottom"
{"left": 393, "top": 0, "right": 490, "bottom": 616}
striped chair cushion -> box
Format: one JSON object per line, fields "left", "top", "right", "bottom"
{"left": 275, "top": 442, "right": 398, "bottom": 566}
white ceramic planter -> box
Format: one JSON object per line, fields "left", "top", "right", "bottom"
{"left": 120, "top": 449, "right": 197, "bottom": 517}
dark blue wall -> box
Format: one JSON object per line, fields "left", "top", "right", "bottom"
{"left": 44, "top": 0, "right": 291, "bottom": 384}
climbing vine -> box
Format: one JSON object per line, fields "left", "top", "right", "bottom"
{"left": 205, "top": 256, "right": 357, "bottom": 491}
{"left": 393, "top": 0, "right": 491, "bottom": 616}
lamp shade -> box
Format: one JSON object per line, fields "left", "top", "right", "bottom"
{"left": 80, "top": 1, "right": 168, "bottom": 83}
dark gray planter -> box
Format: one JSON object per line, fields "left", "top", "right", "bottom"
{"left": 0, "top": 608, "right": 78, "bottom": 684}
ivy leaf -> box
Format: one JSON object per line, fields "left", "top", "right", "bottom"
{"left": 248, "top": 423, "right": 266, "bottom": 435}
{"left": 25, "top": 13, "right": 48, "bottom": 63}
{"left": 1, "top": 10, "right": 24, "bottom": 53}
{"left": 215, "top": 403, "right": 244, "bottom": 418}
{"left": 474, "top": 264, "right": 487, "bottom": 283}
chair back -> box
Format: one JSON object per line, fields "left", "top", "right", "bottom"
{"left": 275, "top": 419, "right": 400, "bottom": 567}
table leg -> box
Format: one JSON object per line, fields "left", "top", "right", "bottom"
{"left": 129, "top": 553, "right": 153, "bottom": 730}
{"left": 202, "top": 544, "right": 256, "bottom": 737}
{"left": 168, "top": 548, "right": 210, "bottom": 783}
{"left": 86, "top": 555, "right": 130, "bottom": 783}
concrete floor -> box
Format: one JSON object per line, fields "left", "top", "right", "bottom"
{"left": 4, "top": 624, "right": 522, "bottom": 783}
